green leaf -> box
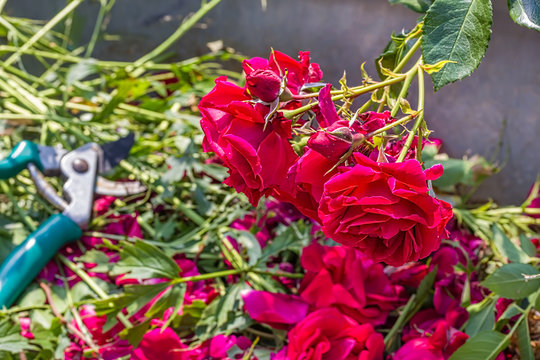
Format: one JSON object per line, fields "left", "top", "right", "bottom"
{"left": 417, "top": 266, "right": 438, "bottom": 302}
{"left": 520, "top": 234, "right": 537, "bottom": 257}
{"left": 376, "top": 32, "right": 410, "bottom": 78}
{"left": 30, "top": 320, "right": 62, "bottom": 353}
{"left": 517, "top": 314, "right": 535, "bottom": 360}
{"left": 195, "top": 283, "right": 251, "bottom": 340}
{"left": 173, "top": 300, "right": 206, "bottom": 329}
{"left": 76, "top": 249, "right": 113, "bottom": 273}
{"left": 491, "top": 224, "right": 531, "bottom": 263}
{"left": 389, "top": 0, "right": 434, "bottom": 13}
{"left": 422, "top": 0, "right": 493, "bottom": 91}
{"left": 120, "top": 320, "right": 151, "bottom": 348}
{"left": 375, "top": 32, "right": 416, "bottom": 96}
{"left": 465, "top": 296, "right": 496, "bottom": 336}
{"left": 93, "top": 79, "right": 133, "bottom": 122}
{"left": 17, "top": 284, "right": 46, "bottom": 307}
{"left": 258, "top": 222, "right": 311, "bottom": 265}
{"left": 508, "top": 0, "right": 540, "bottom": 32}
{"left": 145, "top": 283, "right": 186, "bottom": 319}
{"left": 111, "top": 240, "right": 180, "bottom": 280}
{"left": 230, "top": 230, "right": 262, "bottom": 266}
{"left": 482, "top": 263, "right": 540, "bottom": 299}
{"left": 497, "top": 303, "right": 523, "bottom": 329}
{"left": 92, "top": 282, "right": 170, "bottom": 322}
{"left": 424, "top": 155, "right": 494, "bottom": 190}
{"left": 449, "top": 330, "right": 508, "bottom": 360}
{"left": 0, "top": 320, "right": 38, "bottom": 353}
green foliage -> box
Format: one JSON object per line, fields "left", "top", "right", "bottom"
{"left": 508, "top": 0, "right": 540, "bottom": 32}
{"left": 111, "top": 240, "right": 180, "bottom": 280}
{"left": 257, "top": 221, "right": 311, "bottom": 266}
{"left": 422, "top": 0, "right": 493, "bottom": 91}
{"left": 448, "top": 330, "right": 508, "bottom": 360}
{"left": 516, "top": 316, "right": 535, "bottom": 360}
{"left": 376, "top": 31, "right": 415, "bottom": 91}
{"left": 491, "top": 224, "right": 531, "bottom": 263}
{"left": 482, "top": 263, "right": 540, "bottom": 299}
{"left": 465, "top": 296, "right": 496, "bottom": 336}
{"left": 228, "top": 230, "right": 262, "bottom": 266}
{"left": 0, "top": 319, "right": 38, "bottom": 353}
{"left": 195, "top": 283, "right": 252, "bottom": 341}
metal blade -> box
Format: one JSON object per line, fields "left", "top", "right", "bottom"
{"left": 99, "top": 133, "right": 135, "bottom": 173}
{"left": 95, "top": 176, "right": 147, "bottom": 197}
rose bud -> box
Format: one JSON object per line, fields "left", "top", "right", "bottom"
{"left": 307, "top": 120, "right": 366, "bottom": 163}
{"left": 245, "top": 69, "right": 282, "bottom": 102}
{"left": 307, "top": 124, "right": 352, "bottom": 162}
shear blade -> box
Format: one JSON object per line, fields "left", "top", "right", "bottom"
{"left": 95, "top": 176, "right": 146, "bottom": 197}
{"left": 99, "top": 133, "right": 135, "bottom": 173}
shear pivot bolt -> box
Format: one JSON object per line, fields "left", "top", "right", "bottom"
{"left": 72, "top": 158, "right": 89, "bottom": 173}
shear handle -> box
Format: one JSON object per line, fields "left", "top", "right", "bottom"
{"left": 0, "top": 214, "right": 82, "bottom": 308}
{"left": 0, "top": 141, "right": 43, "bottom": 180}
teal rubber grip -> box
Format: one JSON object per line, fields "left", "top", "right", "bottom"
{"left": 0, "top": 140, "right": 43, "bottom": 180}
{"left": 0, "top": 214, "right": 82, "bottom": 308}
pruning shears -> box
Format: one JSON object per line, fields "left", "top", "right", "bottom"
{"left": 0, "top": 134, "right": 145, "bottom": 307}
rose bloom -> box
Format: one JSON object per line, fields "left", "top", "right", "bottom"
{"left": 199, "top": 76, "right": 298, "bottom": 205}
{"left": 286, "top": 308, "right": 384, "bottom": 360}
{"left": 275, "top": 148, "right": 337, "bottom": 222}
{"left": 299, "top": 243, "right": 405, "bottom": 326}
{"left": 393, "top": 322, "right": 468, "bottom": 360}
{"left": 242, "top": 290, "right": 309, "bottom": 329}
{"left": 133, "top": 328, "right": 240, "bottom": 360}
{"left": 318, "top": 152, "right": 452, "bottom": 266}
{"left": 243, "top": 50, "right": 323, "bottom": 102}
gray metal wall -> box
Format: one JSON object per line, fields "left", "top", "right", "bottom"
{"left": 6, "top": 0, "right": 540, "bottom": 205}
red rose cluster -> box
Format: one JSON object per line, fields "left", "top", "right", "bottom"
{"left": 199, "top": 50, "right": 452, "bottom": 266}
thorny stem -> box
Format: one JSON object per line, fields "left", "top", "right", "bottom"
{"left": 40, "top": 282, "right": 103, "bottom": 358}
{"left": 384, "top": 294, "right": 416, "bottom": 351}
{"left": 0, "top": 304, "right": 49, "bottom": 315}
{"left": 366, "top": 113, "right": 419, "bottom": 138}
{"left": 172, "top": 268, "right": 245, "bottom": 284}
{"left": 393, "top": 38, "right": 422, "bottom": 73}
{"left": 2, "top": 0, "right": 84, "bottom": 68}
{"left": 58, "top": 254, "right": 133, "bottom": 329}
{"left": 282, "top": 75, "right": 407, "bottom": 119}
{"left": 390, "top": 57, "right": 421, "bottom": 118}
{"left": 56, "top": 258, "right": 104, "bottom": 360}
{"left": 397, "top": 63, "right": 425, "bottom": 162}
{"left": 0, "top": 45, "right": 242, "bottom": 70}
{"left": 85, "top": 0, "right": 114, "bottom": 58}
{"left": 132, "top": 0, "right": 223, "bottom": 73}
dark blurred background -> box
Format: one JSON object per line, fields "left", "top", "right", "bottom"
{"left": 6, "top": 0, "right": 539, "bottom": 205}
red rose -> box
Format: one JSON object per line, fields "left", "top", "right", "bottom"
{"left": 299, "top": 243, "right": 405, "bottom": 326}
{"left": 242, "top": 50, "right": 323, "bottom": 97}
{"left": 393, "top": 322, "right": 468, "bottom": 360}
{"left": 286, "top": 308, "right": 384, "bottom": 360}
{"left": 275, "top": 148, "right": 337, "bottom": 222}
{"left": 242, "top": 290, "right": 309, "bottom": 329}
{"left": 199, "top": 77, "right": 298, "bottom": 205}
{"left": 318, "top": 152, "right": 453, "bottom": 266}
{"left": 360, "top": 111, "right": 394, "bottom": 132}
{"left": 245, "top": 69, "right": 282, "bottom": 102}
{"left": 307, "top": 121, "right": 353, "bottom": 162}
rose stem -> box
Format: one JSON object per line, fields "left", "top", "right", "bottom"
{"left": 390, "top": 57, "right": 421, "bottom": 118}
{"left": 397, "top": 64, "right": 425, "bottom": 162}
{"left": 282, "top": 75, "right": 407, "bottom": 119}
{"left": 58, "top": 254, "right": 134, "bottom": 329}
